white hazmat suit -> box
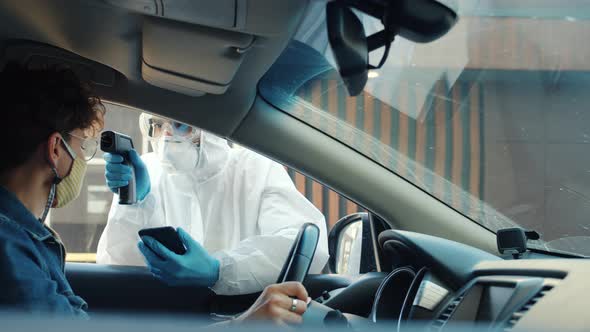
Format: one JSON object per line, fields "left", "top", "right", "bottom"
{"left": 97, "top": 124, "right": 329, "bottom": 295}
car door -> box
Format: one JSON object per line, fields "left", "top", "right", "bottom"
{"left": 65, "top": 209, "right": 389, "bottom": 316}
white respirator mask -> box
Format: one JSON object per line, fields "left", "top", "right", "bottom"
{"left": 139, "top": 113, "right": 202, "bottom": 172}
{"left": 155, "top": 136, "right": 200, "bottom": 172}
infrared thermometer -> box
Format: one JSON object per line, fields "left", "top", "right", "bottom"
{"left": 100, "top": 130, "right": 136, "bottom": 205}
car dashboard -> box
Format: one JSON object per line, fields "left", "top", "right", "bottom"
{"left": 317, "top": 230, "right": 587, "bottom": 331}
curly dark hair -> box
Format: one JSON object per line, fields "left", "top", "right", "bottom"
{"left": 0, "top": 62, "right": 105, "bottom": 173}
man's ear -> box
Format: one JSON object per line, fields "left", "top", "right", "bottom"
{"left": 46, "top": 132, "right": 63, "bottom": 169}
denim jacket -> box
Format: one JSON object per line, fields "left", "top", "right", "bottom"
{"left": 0, "top": 186, "right": 88, "bottom": 317}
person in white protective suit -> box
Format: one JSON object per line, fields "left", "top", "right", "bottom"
{"left": 96, "top": 113, "right": 329, "bottom": 295}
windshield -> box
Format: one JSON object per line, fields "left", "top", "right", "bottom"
{"left": 259, "top": 1, "right": 590, "bottom": 256}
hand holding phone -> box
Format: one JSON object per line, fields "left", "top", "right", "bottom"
{"left": 137, "top": 227, "right": 220, "bottom": 288}
{"left": 138, "top": 226, "right": 186, "bottom": 256}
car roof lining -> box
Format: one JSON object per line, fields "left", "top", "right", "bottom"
{"left": 0, "top": 0, "right": 309, "bottom": 137}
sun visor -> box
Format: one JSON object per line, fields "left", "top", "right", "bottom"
{"left": 142, "top": 17, "right": 254, "bottom": 96}
{"left": 105, "top": 0, "right": 247, "bottom": 30}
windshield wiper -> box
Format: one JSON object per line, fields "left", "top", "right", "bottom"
{"left": 498, "top": 228, "right": 588, "bottom": 258}
{"left": 528, "top": 246, "right": 587, "bottom": 258}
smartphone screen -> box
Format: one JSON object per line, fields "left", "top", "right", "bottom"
{"left": 138, "top": 226, "right": 187, "bottom": 255}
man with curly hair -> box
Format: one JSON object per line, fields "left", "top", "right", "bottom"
{"left": 0, "top": 63, "right": 310, "bottom": 324}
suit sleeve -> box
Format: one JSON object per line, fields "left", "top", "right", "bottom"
{"left": 96, "top": 192, "right": 159, "bottom": 266}
{"left": 211, "top": 162, "right": 329, "bottom": 295}
{"left": 97, "top": 154, "right": 165, "bottom": 266}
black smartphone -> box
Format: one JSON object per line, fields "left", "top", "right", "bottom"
{"left": 138, "top": 226, "right": 187, "bottom": 255}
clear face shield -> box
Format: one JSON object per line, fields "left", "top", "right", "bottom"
{"left": 139, "top": 113, "right": 202, "bottom": 172}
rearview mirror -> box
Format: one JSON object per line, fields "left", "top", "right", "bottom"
{"left": 326, "top": 0, "right": 458, "bottom": 96}
{"left": 326, "top": 2, "right": 368, "bottom": 96}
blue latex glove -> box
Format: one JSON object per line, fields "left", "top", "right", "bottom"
{"left": 104, "top": 150, "right": 150, "bottom": 201}
{"left": 138, "top": 227, "right": 220, "bottom": 288}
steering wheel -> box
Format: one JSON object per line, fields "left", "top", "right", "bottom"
{"left": 276, "top": 223, "right": 320, "bottom": 283}
{"left": 210, "top": 224, "right": 320, "bottom": 321}
{"left": 397, "top": 267, "right": 428, "bottom": 330}
{"left": 276, "top": 223, "right": 354, "bottom": 327}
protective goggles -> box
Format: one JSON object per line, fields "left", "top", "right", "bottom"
{"left": 139, "top": 113, "right": 201, "bottom": 142}
{"left": 67, "top": 132, "right": 99, "bottom": 161}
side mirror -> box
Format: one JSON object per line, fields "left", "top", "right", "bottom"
{"left": 328, "top": 213, "right": 378, "bottom": 275}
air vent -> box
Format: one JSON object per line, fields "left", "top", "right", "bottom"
{"left": 430, "top": 294, "right": 464, "bottom": 331}
{"left": 504, "top": 286, "right": 553, "bottom": 332}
